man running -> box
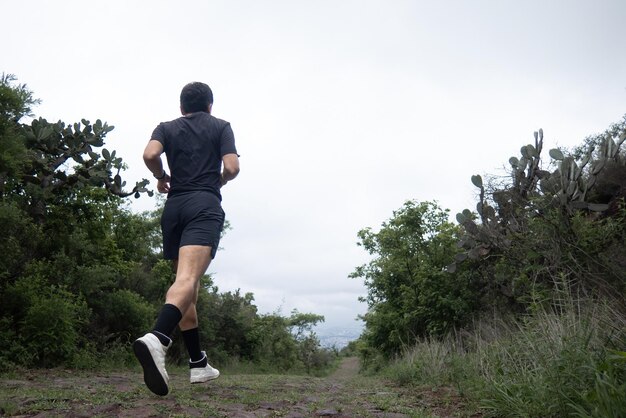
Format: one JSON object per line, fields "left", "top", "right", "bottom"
{"left": 134, "top": 82, "right": 240, "bottom": 396}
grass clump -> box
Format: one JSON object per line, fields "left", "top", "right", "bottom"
{"left": 380, "top": 299, "right": 626, "bottom": 417}
{"left": 383, "top": 337, "right": 464, "bottom": 387}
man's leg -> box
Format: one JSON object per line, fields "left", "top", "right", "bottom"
{"left": 180, "top": 280, "right": 203, "bottom": 362}
{"left": 175, "top": 259, "right": 220, "bottom": 383}
{"left": 150, "top": 246, "right": 211, "bottom": 346}
{"left": 170, "top": 259, "right": 203, "bottom": 362}
{"left": 133, "top": 245, "right": 212, "bottom": 395}
{"left": 165, "top": 245, "right": 212, "bottom": 312}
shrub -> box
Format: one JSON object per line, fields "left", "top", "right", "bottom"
{"left": 475, "top": 307, "right": 603, "bottom": 416}
{"left": 21, "top": 288, "right": 90, "bottom": 367}
{"left": 94, "top": 289, "right": 155, "bottom": 342}
{"left": 381, "top": 297, "right": 626, "bottom": 418}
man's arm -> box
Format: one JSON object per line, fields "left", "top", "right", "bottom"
{"left": 221, "top": 153, "right": 240, "bottom": 186}
{"left": 143, "top": 140, "right": 170, "bottom": 193}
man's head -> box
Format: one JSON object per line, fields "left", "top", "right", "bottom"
{"left": 180, "top": 82, "right": 213, "bottom": 114}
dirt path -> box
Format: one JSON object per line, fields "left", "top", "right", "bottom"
{"left": 0, "top": 358, "right": 476, "bottom": 417}
{"left": 328, "top": 357, "right": 359, "bottom": 381}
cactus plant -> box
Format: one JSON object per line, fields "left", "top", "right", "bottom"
{"left": 449, "top": 125, "right": 626, "bottom": 273}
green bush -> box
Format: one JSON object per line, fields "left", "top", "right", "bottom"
{"left": 0, "top": 317, "right": 29, "bottom": 371}
{"left": 0, "top": 202, "right": 42, "bottom": 281}
{"left": 94, "top": 289, "right": 155, "bottom": 342}
{"left": 351, "top": 200, "right": 478, "bottom": 357}
{"left": 21, "top": 288, "right": 90, "bottom": 367}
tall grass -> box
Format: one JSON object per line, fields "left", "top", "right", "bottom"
{"left": 382, "top": 299, "right": 626, "bottom": 417}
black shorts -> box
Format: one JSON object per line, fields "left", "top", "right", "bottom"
{"left": 161, "top": 191, "right": 225, "bottom": 260}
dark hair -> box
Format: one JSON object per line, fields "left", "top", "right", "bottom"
{"left": 180, "top": 82, "right": 213, "bottom": 113}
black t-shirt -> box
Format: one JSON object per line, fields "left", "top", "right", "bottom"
{"left": 151, "top": 112, "right": 237, "bottom": 200}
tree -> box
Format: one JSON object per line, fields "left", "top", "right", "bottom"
{"left": 288, "top": 310, "right": 325, "bottom": 373}
{"left": 351, "top": 201, "right": 478, "bottom": 357}
{"left": 0, "top": 73, "right": 38, "bottom": 197}
{"left": 0, "top": 75, "right": 160, "bottom": 368}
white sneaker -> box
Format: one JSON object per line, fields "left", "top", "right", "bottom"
{"left": 133, "top": 333, "right": 171, "bottom": 396}
{"left": 190, "top": 351, "right": 220, "bottom": 383}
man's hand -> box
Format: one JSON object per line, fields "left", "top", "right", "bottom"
{"left": 157, "top": 174, "right": 171, "bottom": 193}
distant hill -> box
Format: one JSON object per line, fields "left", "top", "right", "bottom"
{"left": 316, "top": 326, "right": 361, "bottom": 349}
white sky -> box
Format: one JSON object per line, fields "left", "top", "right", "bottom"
{"left": 3, "top": 0, "right": 625, "bottom": 332}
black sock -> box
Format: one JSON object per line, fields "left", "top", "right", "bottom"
{"left": 152, "top": 303, "right": 182, "bottom": 346}
{"left": 189, "top": 355, "right": 207, "bottom": 369}
{"left": 181, "top": 327, "right": 204, "bottom": 363}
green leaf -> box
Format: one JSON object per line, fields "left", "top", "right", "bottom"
{"left": 592, "top": 160, "right": 606, "bottom": 175}
{"left": 471, "top": 175, "right": 483, "bottom": 189}
{"left": 609, "top": 350, "right": 626, "bottom": 360}
{"left": 588, "top": 203, "right": 609, "bottom": 212}
{"left": 518, "top": 157, "right": 528, "bottom": 171}
{"left": 509, "top": 157, "right": 519, "bottom": 168}
{"left": 587, "top": 176, "right": 597, "bottom": 189}
{"left": 569, "top": 201, "right": 588, "bottom": 210}
{"left": 520, "top": 146, "right": 530, "bottom": 159}
{"left": 468, "top": 247, "right": 482, "bottom": 260}
{"left": 549, "top": 148, "right": 564, "bottom": 160}
{"left": 608, "top": 138, "right": 618, "bottom": 158}
{"left": 102, "top": 148, "right": 110, "bottom": 160}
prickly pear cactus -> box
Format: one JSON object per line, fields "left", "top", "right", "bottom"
{"left": 448, "top": 125, "right": 626, "bottom": 272}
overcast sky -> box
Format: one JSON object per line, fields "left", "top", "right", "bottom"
{"left": 3, "top": 0, "right": 625, "bottom": 333}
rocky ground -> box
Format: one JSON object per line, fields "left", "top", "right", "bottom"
{"left": 0, "top": 357, "right": 479, "bottom": 417}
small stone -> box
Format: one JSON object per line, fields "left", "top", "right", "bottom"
{"left": 316, "top": 409, "right": 339, "bottom": 416}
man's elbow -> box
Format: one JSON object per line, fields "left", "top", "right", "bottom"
{"left": 143, "top": 149, "right": 160, "bottom": 163}
{"left": 224, "top": 164, "right": 240, "bottom": 178}
{"left": 222, "top": 155, "right": 240, "bottom": 179}
{"left": 222, "top": 165, "right": 239, "bottom": 181}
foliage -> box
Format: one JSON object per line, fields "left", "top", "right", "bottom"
{"left": 350, "top": 115, "right": 626, "bottom": 416}
{"left": 288, "top": 310, "right": 325, "bottom": 373}
{"left": 571, "top": 350, "right": 626, "bottom": 418}
{"left": 476, "top": 302, "right": 626, "bottom": 417}
{"left": 0, "top": 74, "right": 332, "bottom": 374}
{"left": 379, "top": 299, "right": 626, "bottom": 417}
{"left": 450, "top": 122, "right": 626, "bottom": 306}
{"left": 351, "top": 200, "right": 479, "bottom": 357}
{"left": 1, "top": 273, "right": 90, "bottom": 367}
{"left": 167, "top": 282, "right": 259, "bottom": 365}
